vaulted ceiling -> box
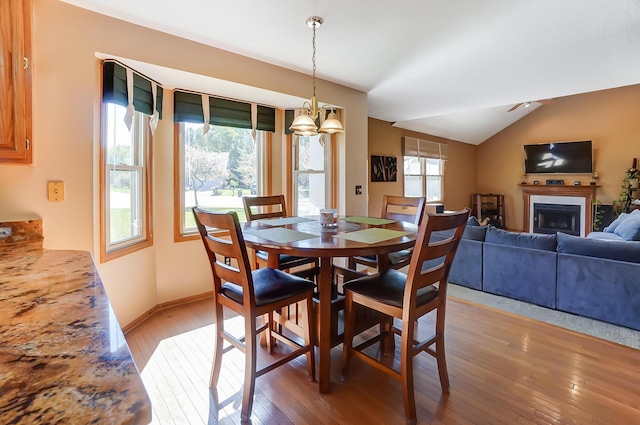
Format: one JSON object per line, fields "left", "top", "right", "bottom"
{"left": 63, "top": 0, "right": 640, "bottom": 144}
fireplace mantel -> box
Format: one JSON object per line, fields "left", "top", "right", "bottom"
{"left": 521, "top": 184, "right": 597, "bottom": 234}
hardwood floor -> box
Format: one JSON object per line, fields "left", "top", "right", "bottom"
{"left": 125, "top": 296, "right": 640, "bottom": 424}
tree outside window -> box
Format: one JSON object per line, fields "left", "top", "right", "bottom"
{"left": 178, "top": 122, "right": 259, "bottom": 233}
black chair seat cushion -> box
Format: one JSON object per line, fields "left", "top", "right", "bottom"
{"left": 256, "top": 250, "right": 315, "bottom": 268}
{"left": 354, "top": 249, "right": 412, "bottom": 266}
{"left": 221, "top": 268, "right": 315, "bottom": 306}
{"left": 354, "top": 254, "right": 376, "bottom": 261}
{"left": 343, "top": 269, "right": 438, "bottom": 309}
{"left": 388, "top": 249, "right": 412, "bottom": 265}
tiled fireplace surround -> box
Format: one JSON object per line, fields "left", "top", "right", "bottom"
{"left": 521, "top": 185, "right": 597, "bottom": 237}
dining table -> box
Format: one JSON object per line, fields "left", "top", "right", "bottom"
{"left": 241, "top": 215, "right": 419, "bottom": 393}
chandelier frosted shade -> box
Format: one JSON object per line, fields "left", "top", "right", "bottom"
{"left": 319, "top": 110, "right": 343, "bottom": 134}
{"left": 290, "top": 110, "right": 317, "bottom": 134}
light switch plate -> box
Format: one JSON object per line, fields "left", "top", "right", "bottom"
{"left": 48, "top": 181, "right": 64, "bottom": 202}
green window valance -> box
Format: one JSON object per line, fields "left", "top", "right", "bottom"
{"left": 174, "top": 90, "right": 275, "bottom": 132}
{"left": 256, "top": 105, "right": 276, "bottom": 132}
{"left": 284, "top": 110, "right": 295, "bottom": 135}
{"left": 102, "top": 60, "right": 163, "bottom": 119}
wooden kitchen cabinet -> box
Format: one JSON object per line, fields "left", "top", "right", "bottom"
{"left": 0, "top": 0, "right": 32, "bottom": 164}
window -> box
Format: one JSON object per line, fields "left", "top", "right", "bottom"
{"left": 100, "top": 103, "right": 152, "bottom": 261}
{"left": 175, "top": 122, "right": 265, "bottom": 238}
{"left": 402, "top": 137, "right": 448, "bottom": 203}
{"left": 403, "top": 156, "right": 444, "bottom": 202}
{"left": 292, "top": 134, "right": 333, "bottom": 216}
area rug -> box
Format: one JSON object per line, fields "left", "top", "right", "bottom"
{"left": 448, "top": 284, "right": 640, "bottom": 350}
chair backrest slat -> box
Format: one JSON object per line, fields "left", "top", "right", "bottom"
{"left": 243, "top": 195, "right": 287, "bottom": 222}
{"left": 193, "top": 207, "right": 256, "bottom": 307}
{"left": 381, "top": 195, "right": 426, "bottom": 225}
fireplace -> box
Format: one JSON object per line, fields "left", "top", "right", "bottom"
{"left": 533, "top": 203, "right": 581, "bottom": 236}
{"left": 521, "top": 185, "right": 596, "bottom": 236}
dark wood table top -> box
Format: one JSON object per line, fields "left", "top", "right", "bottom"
{"left": 241, "top": 216, "right": 419, "bottom": 258}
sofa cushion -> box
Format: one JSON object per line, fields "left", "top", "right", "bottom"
{"left": 485, "top": 226, "right": 557, "bottom": 251}
{"left": 613, "top": 209, "right": 640, "bottom": 241}
{"left": 483, "top": 243, "right": 557, "bottom": 308}
{"left": 557, "top": 254, "right": 640, "bottom": 330}
{"left": 586, "top": 231, "right": 625, "bottom": 241}
{"left": 603, "top": 212, "right": 628, "bottom": 233}
{"left": 557, "top": 232, "right": 640, "bottom": 264}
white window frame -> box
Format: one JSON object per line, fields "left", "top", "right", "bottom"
{"left": 403, "top": 156, "right": 445, "bottom": 202}
{"left": 100, "top": 103, "right": 152, "bottom": 262}
{"left": 292, "top": 134, "right": 333, "bottom": 216}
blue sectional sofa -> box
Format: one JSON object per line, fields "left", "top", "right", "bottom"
{"left": 445, "top": 211, "right": 640, "bottom": 331}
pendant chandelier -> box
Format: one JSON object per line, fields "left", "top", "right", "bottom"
{"left": 289, "top": 16, "right": 344, "bottom": 136}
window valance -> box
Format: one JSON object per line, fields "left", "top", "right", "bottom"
{"left": 174, "top": 90, "right": 275, "bottom": 132}
{"left": 402, "top": 136, "right": 448, "bottom": 160}
{"left": 102, "top": 60, "right": 163, "bottom": 119}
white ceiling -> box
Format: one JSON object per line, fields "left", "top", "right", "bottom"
{"left": 63, "top": 0, "right": 640, "bottom": 144}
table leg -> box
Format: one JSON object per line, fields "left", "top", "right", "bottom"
{"left": 266, "top": 251, "right": 279, "bottom": 269}
{"left": 317, "top": 256, "right": 332, "bottom": 394}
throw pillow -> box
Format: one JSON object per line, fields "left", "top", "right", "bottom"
{"left": 604, "top": 213, "right": 628, "bottom": 233}
{"left": 463, "top": 225, "right": 487, "bottom": 241}
{"left": 613, "top": 210, "right": 640, "bottom": 241}
{"left": 467, "top": 216, "right": 481, "bottom": 227}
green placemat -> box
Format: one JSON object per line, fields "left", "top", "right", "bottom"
{"left": 334, "top": 228, "right": 410, "bottom": 244}
{"left": 342, "top": 216, "right": 396, "bottom": 225}
{"left": 256, "top": 216, "right": 315, "bottom": 226}
{"left": 247, "top": 227, "right": 317, "bottom": 243}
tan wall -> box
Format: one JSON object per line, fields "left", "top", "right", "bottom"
{"left": 367, "top": 118, "right": 478, "bottom": 215}
{"left": 0, "top": 0, "right": 368, "bottom": 326}
{"left": 478, "top": 84, "right": 640, "bottom": 231}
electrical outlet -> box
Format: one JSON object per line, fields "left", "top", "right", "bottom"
{"left": 48, "top": 181, "right": 65, "bottom": 202}
{"left": 0, "top": 227, "right": 12, "bottom": 238}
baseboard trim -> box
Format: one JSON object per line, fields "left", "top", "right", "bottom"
{"left": 122, "top": 291, "right": 214, "bottom": 334}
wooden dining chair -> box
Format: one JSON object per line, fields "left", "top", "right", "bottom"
{"left": 243, "top": 195, "right": 319, "bottom": 275}
{"left": 192, "top": 207, "right": 316, "bottom": 422}
{"left": 341, "top": 208, "right": 470, "bottom": 424}
{"left": 348, "top": 195, "right": 426, "bottom": 271}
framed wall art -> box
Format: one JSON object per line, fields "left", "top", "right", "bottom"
{"left": 371, "top": 155, "right": 397, "bottom": 182}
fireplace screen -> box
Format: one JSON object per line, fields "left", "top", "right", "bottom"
{"left": 533, "top": 203, "right": 581, "bottom": 236}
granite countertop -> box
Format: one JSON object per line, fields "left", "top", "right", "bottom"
{"left": 0, "top": 242, "right": 151, "bottom": 424}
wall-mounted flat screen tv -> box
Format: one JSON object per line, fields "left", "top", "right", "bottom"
{"left": 523, "top": 140, "right": 593, "bottom": 174}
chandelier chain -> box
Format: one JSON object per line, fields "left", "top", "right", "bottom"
{"left": 312, "top": 22, "right": 317, "bottom": 98}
